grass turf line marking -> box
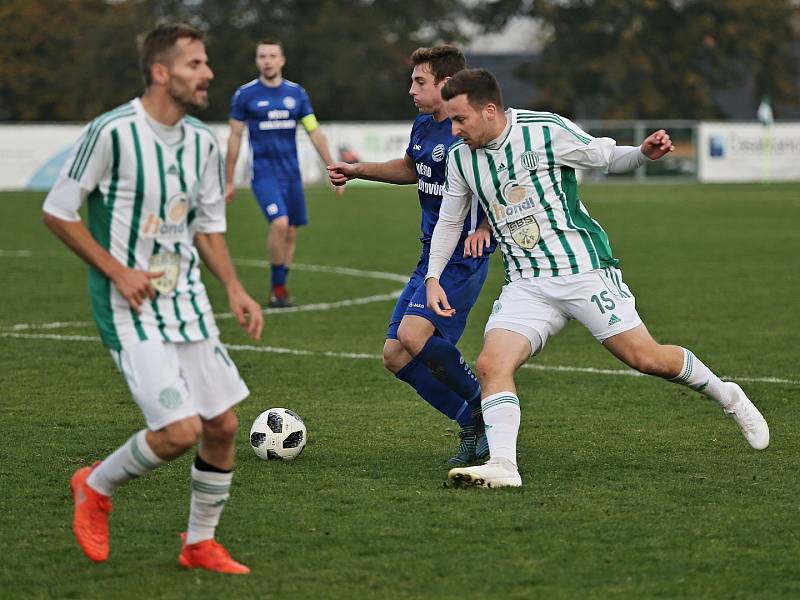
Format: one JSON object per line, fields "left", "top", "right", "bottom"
{"left": 4, "top": 331, "right": 799, "bottom": 387}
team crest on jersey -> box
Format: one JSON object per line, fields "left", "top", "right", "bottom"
{"left": 431, "top": 143, "right": 446, "bottom": 162}
{"left": 508, "top": 214, "right": 541, "bottom": 249}
{"left": 148, "top": 251, "right": 181, "bottom": 295}
{"left": 520, "top": 150, "right": 539, "bottom": 170}
{"left": 283, "top": 96, "right": 296, "bottom": 109}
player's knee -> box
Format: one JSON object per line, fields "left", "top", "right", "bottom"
{"left": 476, "top": 350, "right": 502, "bottom": 382}
{"left": 382, "top": 344, "right": 404, "bottom": 374}
{"left": 286, "top": 227, "right": 297, "bottom": 243}
{"left": 627, "top": 348, "right": 669, "bottom": 377}
{"left": 270, "top": 217, "right": 289, "bottom": 233}
{"left": 203, "top": 410, "right": 239, "bottom": 443}
{"left": 396, "top": 324, "right": 426, "bottom": 357}
{"left": 163, "top": 417, "right": 202, "bottom": 453}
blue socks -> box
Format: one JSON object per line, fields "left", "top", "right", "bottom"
{"left": 416, "top": 336, "right": 481, "bottom": 410}
{"left": 271, "top": 264, "right": 288, "bottom": 288}
{"left": 396, "top": 358, "right": 473, "bottom": 427}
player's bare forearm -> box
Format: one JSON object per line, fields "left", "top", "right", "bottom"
{"left": 43, "top": 212, "right": 160, "bottom": 312}
{"left": 329, "top": 157, "right": 417, "bottom": 185}
{"left": 43, "top": 212, "right": 131, "bottom": 282}
{"left": 308, "top": 128, "right": 336, "bottom": 166}
{"left": 195, "top": 231, "right": 263, "bottom": 339}
{"left": 194, "top": 232, "right": 241, "bottom": 292}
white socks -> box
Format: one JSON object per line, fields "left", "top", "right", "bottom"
{"left": 87, "top": 429, "right": 165, "bottom": 496}
{"left": 481, "top": 392, "right": 521, "bottom": 467}
{"left": 670, "top": 348, "right": 732, "bottom": 408}
{"left": 186, "top": 466, "right": 233, "bottom": 544}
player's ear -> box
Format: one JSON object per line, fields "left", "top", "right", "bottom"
{"left": 150, "top": 62, "right": 169, "bottom": 86}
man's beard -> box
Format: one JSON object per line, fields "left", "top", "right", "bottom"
{"left": 168, "top": 82, "right": 208, "bottom": 112}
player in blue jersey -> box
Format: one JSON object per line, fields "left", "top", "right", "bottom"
{"left": 225, "top": 38, "right": 342, "bottom": 308}
{"left": 328, "top": 46, "right": 496, "bottom": 465}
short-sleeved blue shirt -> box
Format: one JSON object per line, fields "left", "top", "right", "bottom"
{"left": 230, "top": 78, "right": 314, "bottom": 179}
{"left": 406, "top": 114, "right": 495, "bottom": 256}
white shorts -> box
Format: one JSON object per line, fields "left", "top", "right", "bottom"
{"left": 485, "top": 267, "right": 642, "bottom": 356}
{"left": 110, "top": 337, "right": 250, "bottom": 430}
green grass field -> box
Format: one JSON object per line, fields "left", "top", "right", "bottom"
{"left": 1, "top": 183, "right": 799, "bottom": 599}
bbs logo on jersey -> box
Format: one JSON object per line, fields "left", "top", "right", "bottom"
{"left": 431, "top": 143, "right": 446, "bottom": 162}
{"left": 508, "top": 214, "right": 541, "bottom": 249}
{"left": 520, "top": 150, "right": 539, "bottom": 170}
{"left": 283, "top": 96, "right": 296, "bottom": 109}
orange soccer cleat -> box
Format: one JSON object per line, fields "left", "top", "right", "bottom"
{"left": 70, "top": 462, "right": 112, "bottom": 562}
{"left": 179, "top": 533, "right": 250, "bottom": 575}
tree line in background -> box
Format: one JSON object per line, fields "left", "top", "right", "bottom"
{"left": 1, "top": 0, "right": 798, "bottom": 122}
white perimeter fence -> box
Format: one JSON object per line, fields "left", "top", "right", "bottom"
{"left": 1, "top": 120, "right": 799, "bottom": 191}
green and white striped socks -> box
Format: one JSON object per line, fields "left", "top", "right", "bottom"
{"left": 186, "top": 466, "right": 232, "bottom": 544}
{"left": 87, "top": 429, "right": 165, "bottom": 496}
{"left": 670, "top": 347, "right": 731, "bottom": 408}
{"left": 481, "top": 392, "right": 521, "bottom": 467}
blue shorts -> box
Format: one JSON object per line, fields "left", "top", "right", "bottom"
{"left": 387, "top": 251, "right": 490, "bottom": 344}
{"left": 251, "top": 171, "right": 308, "bottom": 226}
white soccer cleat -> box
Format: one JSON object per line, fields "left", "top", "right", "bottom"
{"left": 724, "top": 382, "right": 769, "bottom": 450}
{"left": 448, "top": 457, "right": 522, "bottom": 489}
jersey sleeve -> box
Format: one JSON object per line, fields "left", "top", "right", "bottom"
{"left": 43, "top": 121, "right": 112, "bottom": 221}
{"left": 405, "top": 119, "right": 418, "bottom": 159}
{"left": 229, "top": 88, "right": 246, "bottom": 122}
{"left": 194, "top": 136, "right": 227, "bottom": 234}
{"left": 298, "top": 87, "right": 314, "bottom": 119}
{"left": 549, "top": 115, "right": 617, "bottom": 171}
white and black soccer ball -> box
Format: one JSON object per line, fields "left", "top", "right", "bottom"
{"left": 249, "top": 408, "right": 307, "bottom": 461}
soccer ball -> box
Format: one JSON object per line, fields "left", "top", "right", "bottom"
{"left": 249, "top": 408, "right": 307, "bottom": 461}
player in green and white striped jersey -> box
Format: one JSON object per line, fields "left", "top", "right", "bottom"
{"left": 43, "top": 24, "right": 261, "bottom": 573}
{"left": 424, "top": 69, "right": 769, "bottom": 489}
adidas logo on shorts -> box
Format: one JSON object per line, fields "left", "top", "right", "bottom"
{"left": 607, "top": 314, "right": 622, "bottom": 326}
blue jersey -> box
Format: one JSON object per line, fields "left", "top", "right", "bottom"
{"left": 406, "top": 114, "right": 495, "bottom": 256}
{"left": 230, "top": 78, "right": 314, "bottom": 179}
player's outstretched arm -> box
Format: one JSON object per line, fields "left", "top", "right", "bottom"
{"left": 43, "top": 212, "right": 161, "bottom": 314}
{"left": 328, "top": 154, "right": 418, "bottom": 187}
{"left": 224, "top": 119, "right": 245, "bottom": 205}
{"left": 640, "top": 129, "right": 675, "bottom": 160}
{"left": 195, "top": 232, "right": 263, "bottom": 340}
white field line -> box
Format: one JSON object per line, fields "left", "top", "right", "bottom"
{"left": 3, "top": 331, "right": 799, "bottom": 387}
{"left": 234, "top": 259, "right": 410, "bottom": 283}
{"left": 0, "top": 256, "right": 405, "bottom": 331}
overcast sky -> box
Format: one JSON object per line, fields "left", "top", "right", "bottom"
{"left": 464, "top": 15, "right": 544, "bottom": 54}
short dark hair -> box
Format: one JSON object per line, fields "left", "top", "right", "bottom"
{"left": 441, "top": 68, "right": 504, "bottom": 110}
{"left": 410, "top": 45, "right": 466, "bottom": 84}
{"left": 257, "top": 38, "right": 284, "bottom": 52}
{"left": 140, "top": 23, "right": 204, "bottom": 87}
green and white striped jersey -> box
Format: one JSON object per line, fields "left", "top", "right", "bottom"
{"left": 439, "top": 108, "right": 620, "bottom": 283}
{"left": 43, "top": 98, "right": 226, "bottom": 350}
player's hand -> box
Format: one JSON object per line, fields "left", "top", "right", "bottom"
{"left": 641, "top": 129, "right": 675, "bottom": 160}
{"left": 228, "top": 285, "right": 263, "bottom": 341}
{"left": 426, "top": 278, "right": 455, "bottom": 318}
{"left": 111, "top": 267, "right": 162, "bottom": 314}
{"left": 327, "top": 162, "right": 356, "bottom": 187}
{"left": 464, "top": 227, "right": 491, "bottom": 258}
{"left": 224, "top": 182, "right": 236, "bottom": 205}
